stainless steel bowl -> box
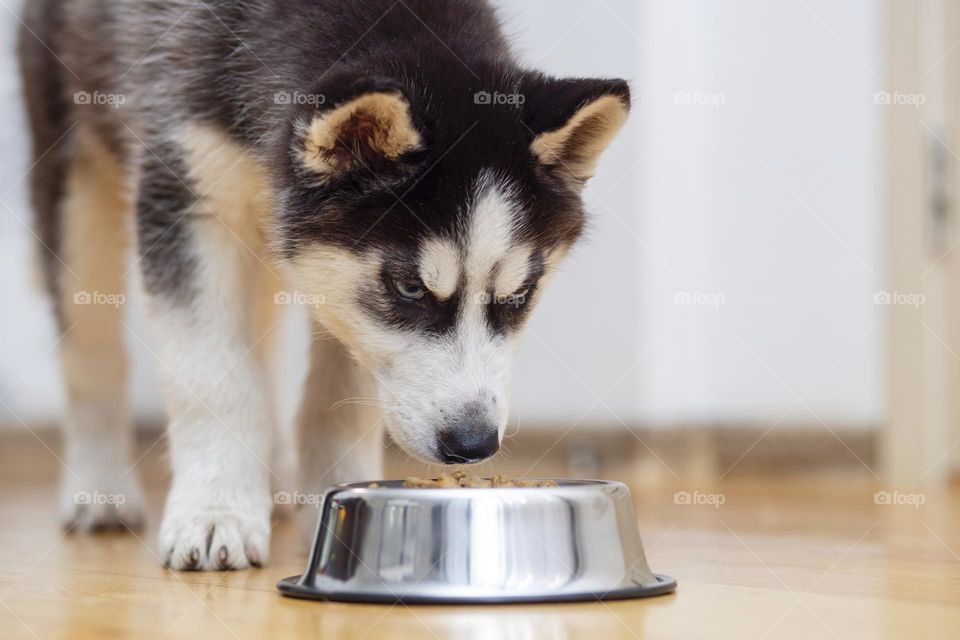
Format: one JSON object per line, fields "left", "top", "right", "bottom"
{"left": 278, "top": 479, "right": 676, "bottom": 604}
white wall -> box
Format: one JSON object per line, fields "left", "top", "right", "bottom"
{"left": 494, "top": 0, "right": 645, "bottom": 428}
{"left": 0, "top": 0, "right": 882, "bottom": 433}
{"left": 636, "top": 0, "right": 883, "bottom": 426}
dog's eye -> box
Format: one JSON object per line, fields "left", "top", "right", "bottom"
{"left": 393, "top": 279, "right": 426, "bottom": 300}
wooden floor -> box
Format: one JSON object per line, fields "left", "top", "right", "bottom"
{"left": 1, "top": 435, "right": 959, "bottom": 640}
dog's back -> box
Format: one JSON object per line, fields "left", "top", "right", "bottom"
{"left": 22, "top": 0, "right": 514, "bottom": 158}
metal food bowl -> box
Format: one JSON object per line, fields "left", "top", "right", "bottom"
{"left": 278, "top": 479, "right": 676, "bottom": 604}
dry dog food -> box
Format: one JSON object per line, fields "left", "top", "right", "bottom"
{"left": 403, "top": 470, "right": 558, "bottom": 488}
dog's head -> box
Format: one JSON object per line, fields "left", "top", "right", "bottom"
{"left": 277, "top": 67, "right": 629, "bottom": 464}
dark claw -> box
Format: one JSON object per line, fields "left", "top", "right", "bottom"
{"left": 186, "top": 547, "right": 200, "bottom": 570}
{"left": 217, "top": 545, "right": 230, "bottom": 570}
{"left": 246, "top": 547, "right": 262, "bottom": 568}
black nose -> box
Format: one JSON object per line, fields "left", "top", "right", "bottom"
{"left": 438, "top": 424, "right": 499, "bottom": 463}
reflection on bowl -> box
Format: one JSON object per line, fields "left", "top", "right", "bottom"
{"left": 278, "top": 479, "right": 676, "bottom": 604}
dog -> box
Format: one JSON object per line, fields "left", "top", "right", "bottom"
{"left": 18, "top": 0, "right": 630, "bottom": 570}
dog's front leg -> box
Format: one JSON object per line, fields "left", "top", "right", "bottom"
{"left": 296, "top": 331, "right": 383, "bottom": 542}
{"left": 136, "top": 151, "right": 273, "bottom": 571}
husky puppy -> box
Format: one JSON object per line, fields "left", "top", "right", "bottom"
{"left": 18, "top": 0, "right": 630, "bottom": 570}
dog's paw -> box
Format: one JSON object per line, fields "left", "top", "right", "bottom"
{"left": 159, "top": 509, "right": 270, "bottom": 571}
{"left": 59, "top": 472, "right": 146, "bottom": 532}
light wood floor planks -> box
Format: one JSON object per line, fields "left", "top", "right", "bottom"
{"left": 0, "top": 434, "right": 958, "bottom": 639}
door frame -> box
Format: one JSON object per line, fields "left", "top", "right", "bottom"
{"left": 882, "top": 0, "right": 960, "bottom": 485}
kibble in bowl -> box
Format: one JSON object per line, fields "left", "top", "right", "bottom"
{"left": 401, "top": 469, "right": 558, "bottom": 488}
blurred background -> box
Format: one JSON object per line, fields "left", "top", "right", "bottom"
{"left": 0, "top": 0, "right": 956, "bottom": 486}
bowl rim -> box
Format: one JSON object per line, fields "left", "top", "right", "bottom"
{"left": 328, "top": 478, "right": 627, "bottom": 495}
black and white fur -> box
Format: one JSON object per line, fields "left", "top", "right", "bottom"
{"left": 18, "top": 0, "right": 630, "bottom": 570}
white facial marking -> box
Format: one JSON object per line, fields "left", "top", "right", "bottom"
{"left": 494, "top": 245, "right": 532, "bottom": 298}
{"left": 464, "top": 176, "right": 519, "bottom": 291}
{"left": 418, "top": 238, "right": 461, "bottom": 300}
{"left": 413, "top": 210, "right": 519, "bottom": 445}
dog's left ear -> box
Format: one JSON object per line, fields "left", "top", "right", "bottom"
{"left": 296, "top": 79, "right": 424, "bottom": 181}
{"left": 522, "top": 76, "right": 630, "bottom": 183}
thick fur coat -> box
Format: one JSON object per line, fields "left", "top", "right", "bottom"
{"left": 18, "top": 0, "right": 631, "bottom": 570}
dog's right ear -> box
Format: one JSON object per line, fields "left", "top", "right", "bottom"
{"left": 295, "top": 79, "right": 425, "bottom": 181}
{"left": 521, "top": 75, "right": 630, "bottom": 184}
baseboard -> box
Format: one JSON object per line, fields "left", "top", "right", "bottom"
{"left": 0, "top": 422, "right": 878, "bottom": 480}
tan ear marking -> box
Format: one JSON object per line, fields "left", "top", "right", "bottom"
{"left": 300, "top": 91, "right": 422, "bottom": 175}
{"left": 531, "top": 94, "right": 629, "bottom": 181}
